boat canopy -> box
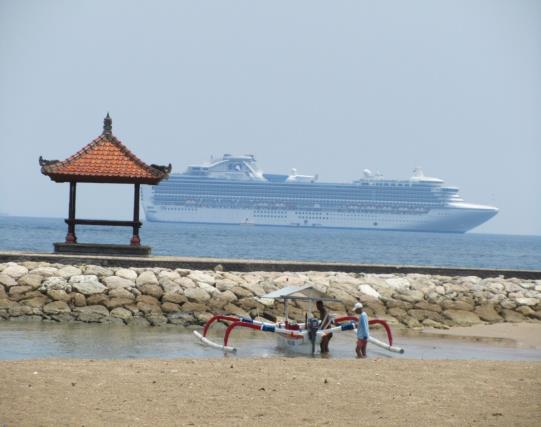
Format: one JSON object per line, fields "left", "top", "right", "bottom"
{"left": 262, "top": 284, "right": 336, "bottom": 302}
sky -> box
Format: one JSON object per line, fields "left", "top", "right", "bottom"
{"left": 0, "top": 0, "right": 540, "bottom": 235}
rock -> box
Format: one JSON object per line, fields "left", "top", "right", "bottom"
{"left": 441, "top": 300, "right": 475, "bottom": 312}
{"left": 18, "top": 274, "right": 43, "bottom": 289}
{"left": 327, "top": 288, "right": 357, "bottom": 307}
{"left": 39, "top": 277, "right": 71, "bottom": 292}
{"left": 69, "top": 275, "right": 106, "bottom": 295}
{"left": 56, "top": 266, "right": 82, "bottom": 278}
{"left": 83, "top": 265, "right": 113, "bottom": 277}
{"left": 474, "top": 304, "right": 503, "bottom": 323}
{"left": 394, "top": 290, "right": 424, "bottom": 304}
{"left": 214, "top": 264, "right": 224, "bottom": 272}
{"left": 181, "top": 302, "right": 209, "bottom": 313}
{"left": 136, "top": 295, "right": 160, "bottom": 306}
{"left": 158, "top": 270, "right": 181, "bottom": 282}
{"left": 358, "top": 284, "right": 381, "bottom": 300}
{"left": 108, "top": 288, "right": 135, "bottom": 300}
{"left": 414, "top": 301, "right": 442, "bottom": 312}
{"left": 135, "top": 271, "right": 158, "bottom": 286}
{"left": 184, "top": 287, "right": 211, "bottom": 303}
{"left": 2, "top": 264, "right": 29, "bottom": 279}
{"left": 43, "top": 301, "right": 71, "bottom": 315}
{"left": 177, "top": 277, "right": 197, "bottom": 289}
{"left": 384, "top": 277, "right": 410, "bottom": 290}
{"left": 161, "top": 302, "right": 181, "bottom": 313}
{"left": 110, "top": 307, "right": 133, "bottom": 321}
{"left": 162, "top": 291, "right": 188, "bottom": 304}
{"left": 515, "top": 297, "right": 538, "bottom": 307}
{"left": 408, "top": 309, "right": 446, "bottom": 323}
{"left": 422, "top": 319, "right": 449, "bottom": 329}
{"left": 127, "top": 317, "right": 150, "bottom": 327}
{"left": 167, "top": 312, "right": 195, "bottom": 325}
{"left": 29, "top": 266, "right": 58, "bottom": 277}
{"left": 47, "top": 289, "right": 72, "bottom": 302}
{"left": 0, "top": 285, "right": 6, "bottom": 299}
{"left": 137, "top": 284, "right": 163, "bottom": 299}
{"left": 86, "top": 294, "right": 108, "bottom": 305}
{"left": 105, "top": 298, "right": 135, "bottom": 310}
{"left": 384, "top": 299, "right": 412, "bottom": 310}
{"left": 237, "top": 297, "right": 265, "bottom": 311}
{"left": 215, "top": 279, "right": 237, "bottom": 291}
{"left": 103, "top": 276, "right": 135, "bottom": 290}
{"left": 443, "top": 310, "right": 481, "bottom": 326}
{"left": 137, "top": 302, "right": 162, "bottom": 314}
{"left": 21, "top": 295, "right": 49, "bottom": 308}
{"left": 515, "top": 306, "right": 536, "bottom": 317}
{"left": 75, "top": 305, "right": 110, "bottom": 322}
{"left": 501, "top": 309, "right": 526, "bottom": 322}
{"left": 222, "top": 303, "right": 249, "bottom": 318}
{"left": 159, "top": 278, "right": 182, "bottom": 293}
{"left": 9, "top": 304, "right": 33, "bottom": 317}
{"left": 71, "top": 293, "right": 86, "bottom": 307}
{"left": 189, "top": 271, "right": 216, "bottom": 285}
{"left": 499, "top": 300, "right": 517, "bottom": 310}
{"left": 146, "top": 313, "right": 168, "bottom": 326}
{"left": 116, "top": 268, "right": 138, "bottom": 281}
{"left": 9, "top": 286, "right": 33, "bottom": 298}
{"left": 0, "top": 273, "right": 18, "bottom": 288}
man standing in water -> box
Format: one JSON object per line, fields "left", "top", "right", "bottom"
{"left": 354, "top": 302, "right": 369, "bottom": 358}
{"left": 316, "top": 300, "right": 332, "bottom": 353}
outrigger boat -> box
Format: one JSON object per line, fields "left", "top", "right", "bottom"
{"left": 194, "top": 284, "right": 404, "bottom": 355}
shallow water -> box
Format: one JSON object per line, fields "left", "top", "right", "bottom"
{"left": 1, "top": 321, "right": 539, "bottom": 361}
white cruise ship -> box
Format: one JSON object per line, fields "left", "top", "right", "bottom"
{"left": 142, "top": 154, "right": 498, "bottom": 233}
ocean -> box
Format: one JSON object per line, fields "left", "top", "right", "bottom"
{"left": 0, "top": 216, "right": 539, "bottom": 270}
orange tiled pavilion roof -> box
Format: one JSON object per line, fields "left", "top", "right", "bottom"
{"left": 40, "top": 114, "right": 171, "bottom": 184}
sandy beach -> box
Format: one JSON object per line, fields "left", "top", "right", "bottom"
{"left": 1, "top": 322, "right": 540, "bottom": 426}
{"left": 1, "top": 358, "right": 539, "bottom": 426}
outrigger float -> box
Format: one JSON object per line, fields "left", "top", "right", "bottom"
{"left": 194, "top": 284, "right": 404, "bottom": 355}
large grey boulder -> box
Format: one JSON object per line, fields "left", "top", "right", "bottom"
{"left": 18, "top": 274, "right": 43, "bottom": 289}
{"left": 474, "top": 304, "right": 503, "bottom": 323}
{"left": 83, "top": 265, "right": 113, "bottom": 277}
{"left": 103, "top": 276, "right": 135, "bottom": 290}
{"left": 115, "top": 268, "right": 138, "bottom": 281}
{"left": 56, "top": 266, "right": 82, "bottom": 278}
{"left": 43, "top": 301, "right": 71, "bottom": 315}
{"left": 39, "top": 277, "right": 71, "bottom": 292}
{"left": 443, "top": 309, "right": 481, "bottom": 326}
{"left": 110, "top": 307, "right": 133, "bottom": 321}
{"left": 29, "top": 266, "right": 58, "bottom": 277}
{"left": 75, "top": 305, "right": 110, "bottom": 322}
{"left": 69, "top": 275, "right": 106, "bottom": 295}
{"left": 184, "top": 287, "right": 211, "bottom": 303}
{"left": 2, "top": 264, "right": 29, "bottom": 279}
{"left": 136, "top": 271, "right": 158, "bottom": 286}
{"left": 189, "top": 271, "right": 216, "bottom": 285}
{"left": 0, "top": 273, "right": 18, "bottom": 289}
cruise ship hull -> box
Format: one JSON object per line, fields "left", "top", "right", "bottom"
{"left": 144, "top": 204, "right": 497, "bottom": 233}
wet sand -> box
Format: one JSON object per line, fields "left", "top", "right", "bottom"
{"left": 421, "top": 322, "right": 541, "bottom": 348}
{"left": 1, "top": 358, "right": 540, "bottom": 426}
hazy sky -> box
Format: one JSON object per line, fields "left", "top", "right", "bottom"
{"left": 1, "top": 0, "right": 540, "bottom": 235}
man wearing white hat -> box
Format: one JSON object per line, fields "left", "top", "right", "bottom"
{"left": 353, "top": 302, "right": 369, "bottom": 358}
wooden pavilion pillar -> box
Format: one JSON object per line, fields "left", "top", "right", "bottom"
{"left": 130, "top": 183, "right": 141, "bottom": 246}
{"left": 66, "top": 181, "right": 77, "bottom": 243}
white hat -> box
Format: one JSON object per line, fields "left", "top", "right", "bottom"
{"left": 353, "top": 302, "right": 363, "bottom": 311}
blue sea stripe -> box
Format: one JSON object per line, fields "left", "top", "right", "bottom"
{"left": 261, "top": 324, "right": 276, "bottom": 332}
{"left": 240, "top": 317, "right": 253, "bottom": 323}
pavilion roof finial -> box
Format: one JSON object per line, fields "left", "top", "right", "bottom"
{"left": 103, "top": 113, "right": 112, "bottom": 135}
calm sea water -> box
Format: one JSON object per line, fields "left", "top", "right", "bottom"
{"left": 0, "top": 216, "right": 540, "bottom": 270}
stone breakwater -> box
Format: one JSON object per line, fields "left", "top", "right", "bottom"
{"left": 0, "top": 261, "right": 540, "bottom": 329}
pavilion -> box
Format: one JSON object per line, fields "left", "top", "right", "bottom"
{"left": 39, "top": 114, "right": 171, "bottom": 255}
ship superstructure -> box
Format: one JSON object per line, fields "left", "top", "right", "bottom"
{"left": 142, "top": 154, "right": 498, "bottom": 233}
